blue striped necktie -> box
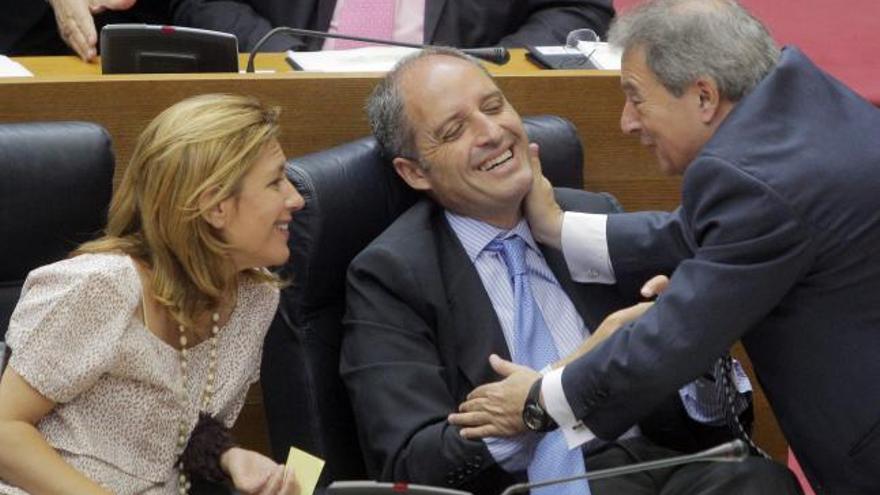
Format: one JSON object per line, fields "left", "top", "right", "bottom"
{"left": 487, "top": 236, "right": 591, "bottom": 495}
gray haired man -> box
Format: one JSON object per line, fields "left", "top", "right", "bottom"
{"left": 453, "top": 1, "right": 880, "bottom": 493}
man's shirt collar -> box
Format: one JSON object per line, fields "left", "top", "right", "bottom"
{"left": 445, "top": 210, "right": 540, "bottom": 263}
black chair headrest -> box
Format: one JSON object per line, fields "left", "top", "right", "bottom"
{"left": 283, "top": 115, "right": 584, "bottom": 318}
{"left": 0, "top": 122, "right": 114, "bottom": 279}
{"left": 0, "top": 122, "right": 114, "bottom": 337}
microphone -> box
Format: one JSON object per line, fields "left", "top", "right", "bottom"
{"left": 500, "top": 439, "right": 750, "bottom": 495}
{"left": 245, "top": 26, "right": 510, "bottom": 72}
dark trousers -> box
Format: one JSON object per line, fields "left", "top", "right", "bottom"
{"left": 585, "top": 437, "right": 803, "bottom": 495}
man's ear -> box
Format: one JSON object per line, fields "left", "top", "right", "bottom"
{"left": 695, "top": 77, "right": 722, "bottom": 124}
{"left": 392, "top": 157, "right": 432, "bottom": 192}
{"left": 199, "top": 186, "right": 230, "bottom": 229}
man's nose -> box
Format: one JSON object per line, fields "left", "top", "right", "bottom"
{"left": 475, "top": 113, "right": 504, "bottom": 145}
{"left": 620, "top": 100, "right": 642, "bottom": 135}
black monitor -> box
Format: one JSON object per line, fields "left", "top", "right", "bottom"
{"left": 100, "top": 24, "right": 239, "bottom": 74}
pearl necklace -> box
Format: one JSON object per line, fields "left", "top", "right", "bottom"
{"left": 175, "top": 312, "right": 220, "bottom": 495}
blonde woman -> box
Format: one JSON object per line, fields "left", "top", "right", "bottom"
{"left": 0, "top": 94, "right": 303, "bottom": 495}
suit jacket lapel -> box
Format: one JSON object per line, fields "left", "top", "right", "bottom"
{"left": 433, "top": 208, "right": 511, "bottom": 389}
{"left": 424, "top": 0, "right": 448, "bottom": 44}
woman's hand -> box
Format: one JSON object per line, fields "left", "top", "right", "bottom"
{"left": 220, "top": 447, "right": 300, "bottom": 495}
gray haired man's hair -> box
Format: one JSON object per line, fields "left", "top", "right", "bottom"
{"left": 366, "top": 47, "right": 491, "bottom": 162}
{"left": 608, "top": 0, "right": 780, "bottom": 101}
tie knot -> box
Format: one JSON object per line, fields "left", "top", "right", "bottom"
{"left": 488, "top": 236, "right": 528, "bottom": 277}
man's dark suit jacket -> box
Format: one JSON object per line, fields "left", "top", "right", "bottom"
{"left": 0, "top": 0, "right": 60, "bottom": 55}
{"left": 560, "top": 47, "right": 880, "bottom": 493}
{"left": 340, "top": 190, "right": 740, "bottom": 495}
{"left": 169, "top": 0, "right": 614, "bottom": 52}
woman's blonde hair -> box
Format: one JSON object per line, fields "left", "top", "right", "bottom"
{"left": 77, "top": 93, "right": 282, "bottom": 328}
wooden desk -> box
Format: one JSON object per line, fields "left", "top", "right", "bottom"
{"left": 11, "top": 49, "right": 576, "bottom": 77}
{"left": 0, "top": 51, "right": 786, "bottom": 461}
{"left": 4, "top": 50, "right": 675, "bottom": 212}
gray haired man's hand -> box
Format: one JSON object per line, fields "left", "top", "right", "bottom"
{"left": 523, "top": 142, "right": 565, "bottom": 249}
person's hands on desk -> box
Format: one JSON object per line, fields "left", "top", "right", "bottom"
{"left": 48, "top": 0, "right": 136, "bottom": 62}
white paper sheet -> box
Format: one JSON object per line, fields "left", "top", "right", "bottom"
{"left": 0, "top": 56, "right": 33, "bottom": 78}
{"left": 286, "top": 46, "right": 419, "bottom": 72}
{"left": 576, "top": 41, "right": 623, "bottom": 70}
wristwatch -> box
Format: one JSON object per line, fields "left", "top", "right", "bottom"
{"left": 522, "top": 377, "right": 558, "bottom": 432}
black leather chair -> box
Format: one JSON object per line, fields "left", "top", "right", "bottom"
{"left": 261, "top": 115, "right": 587, "bottom": 490}
{"left": 0, "top": 122, "right": 114, "bottom": 359}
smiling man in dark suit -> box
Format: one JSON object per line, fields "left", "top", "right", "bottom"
{"left": 169, "top": 0, "right": 614, "bottom": 52}
{"left": 339, "top": 47, "right": 799, "bottom": 495}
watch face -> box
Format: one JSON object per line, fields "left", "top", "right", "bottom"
{"left": 523, "top": 404, "right": 546, "bottom": 431}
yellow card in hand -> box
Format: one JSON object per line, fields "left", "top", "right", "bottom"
{"left": 286, "top": 446, "right": 326, "bottom": 495}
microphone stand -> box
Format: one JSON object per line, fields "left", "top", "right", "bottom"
{"left": 246, "top": 26, "right": 510, "bottom": 73}
{"left": 500, "top": 439, "right": 750, "bottom": 495}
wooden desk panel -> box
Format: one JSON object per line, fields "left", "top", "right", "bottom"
{"left": 0, "top": 52, "right": 784, "bottom": 461}
{"left": 5, "top": 51, "right": 677, "bottom": 210}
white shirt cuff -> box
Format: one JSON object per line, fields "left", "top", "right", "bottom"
{"left": 561, "top": 212, "right": 615, "bottom": 284}
{"left": 543, "top": 367, "right": 596, "bottom": 449}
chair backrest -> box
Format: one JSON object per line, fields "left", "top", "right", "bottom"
{"left": 0, "top": 122, "right": 115, "bottom": 342}
{"left": 0, "top": 343, "right": 8, "bottom": 373}
{"left": 260, "top": 115, "right": 586, "bottom": 488}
